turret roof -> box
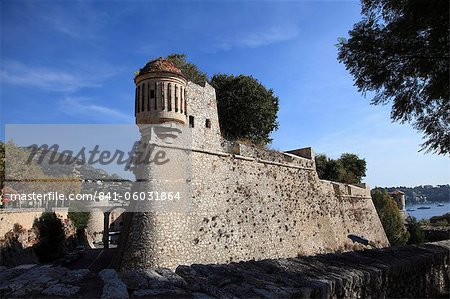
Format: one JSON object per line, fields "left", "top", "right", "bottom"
{"left": 137, "top": 57, "right": 185, "bottom": 78}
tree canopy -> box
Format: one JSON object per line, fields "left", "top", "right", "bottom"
{"left": 33, "top": 212, "right": 66, "bottom": 262}
{"left": 406, "top": 216, "right": 425, "bottom": 245}
{"left": 68, "top": 210, "right": 90, "bottom": 230}
{"left": 315, "top": 154, "right": 343, "bottom": 182}
{"left": 211, "top": 74, "right": 279, "bottom": 145}
{"left": 315, "top": 153, "right": 367, "bottom": 184}
{"left": 166, "top": 54, "right": 208, "bottom": 86}
{"left": 337, "top": 0, "right": 449, "bottom": 155}
{"left": 371, "top": 188, "right": 409, "bottom": 246}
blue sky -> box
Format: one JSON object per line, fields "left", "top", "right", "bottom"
{"left": 1, "top": 0, "right": 448, "bottom": 187}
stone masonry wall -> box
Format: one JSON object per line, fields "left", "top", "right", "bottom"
{"left": 116, "top": 81, "right": 389, "bottom": 271}
{"left": 118, "top": 147, "right": 388, "bottom": 270}
{"left": 186, "top": 82, "right": 222, "bottom": 151}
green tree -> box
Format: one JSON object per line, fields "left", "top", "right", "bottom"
{"left": 339, "top": 153, "right": 367, "bottom": 184}
{"left": 211, "top": 74, "right": 279, "bottom": 145}
{"left": 315, "top": 154, "right": 343, "bottom": 182}
{"left": 315, "top": 154, "right": 328, "bottom": 180}
{"left": 406, "top": 216, "right": 425, "bottom": 244}
{"left": 337, "top": 0, "right": 450, "bottom": 155}
{"left": 372, "top": 189, "right": 409, "bottom": 246}
{"left": 33, "top": 212, "right": 66, "bottom": 262}
{"left": 166, "top": 54, "right": 208, "bottom": 86}
{"left": 315, "top": 153, "right": 366, "bottom": 184}
{"left": 68, "top": 211, "right": 90, "bottom": 230}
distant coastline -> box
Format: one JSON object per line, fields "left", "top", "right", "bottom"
{"left": 379, "top": 185, "right": 449, "bottom": 204}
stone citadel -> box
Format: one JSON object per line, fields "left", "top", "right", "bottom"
{"left": 113, "top": 57, "right": 389, "bottom": 270}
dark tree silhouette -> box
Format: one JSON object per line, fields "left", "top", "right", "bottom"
{"left": 337, "top": 0, "right": 449, "bottom": 155}
{"left": 211, "top": 74, "right": 279, "bottom": 145}
{"left": 315, "top": 153, "right": 366, "bottom": 184}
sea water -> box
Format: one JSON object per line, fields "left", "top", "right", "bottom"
{"left": 405, "top": 202, "right": 450, "bottom": 220}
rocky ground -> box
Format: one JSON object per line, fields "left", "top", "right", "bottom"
{"left": 0, "top": 240, "right": 449, "bottom": 298}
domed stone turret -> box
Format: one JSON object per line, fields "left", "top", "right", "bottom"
{"left": 134, "top": 58, "right": 187, "bottom": 124}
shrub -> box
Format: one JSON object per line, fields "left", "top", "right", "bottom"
{"left": 68, "top": 211, "right": 90, "bottom": 230}
{"left": 33, "top": 212, "right": 65, "bottom": 262}
{"left": 406, "top": 216, "right": 425, "bottom": 245}
{"left": 315, "top": 153, "right": 366, "bottom": 184}
{"left": 211, "top": 74, "right": 279, "bottom": 145}
{"left": 372, "top": 189, "right": 409, "bottom": 246}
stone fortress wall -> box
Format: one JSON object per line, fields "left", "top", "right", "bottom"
{"left": 117, "top": 78, "right": 389, "bottom": 270}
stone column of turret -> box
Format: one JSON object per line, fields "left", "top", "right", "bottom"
{"left": 113, "top": 58, "right": 193, "bottom": 270}
{"left": 389, "top": 190, "right": 406, "bottom": 211}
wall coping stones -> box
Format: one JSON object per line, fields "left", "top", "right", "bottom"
{"left": 0, "top": 240, "right": 447, "bottom": 297}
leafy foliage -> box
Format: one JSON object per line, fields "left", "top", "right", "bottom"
{"left": 406, "top": 216, "right": 425, "bottom": 244}
{"left": 211, "top": 74, "right": 279, "bottom": 145}
{"left": 337, "top": 0, "right": 450, "bottom": 154}
{"left": 339, "top": 153, "right": 367, "bottom": 184}
{"left": 33, "top": 212, "right": 66, "bottom": 262}
{"left": 68, "top": 211, "right": 90, "bottom": 230}
{"left": 166, "top": 54, "right": 208, "bottom": 86}
{"left": 315, "top": 154, "right": 343, "bottom": 182}
{"left": 315, "top": 153, "right": 366, "bottom": 184}
{"left": 372, "top": 189, "right": 409, "bottom": 246}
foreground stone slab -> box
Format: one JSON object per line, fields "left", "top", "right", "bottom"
{"left": 99, "top": 269, "right": 129, "bottom": 299}
{"left": 0, "top": 240, "right": 448, "bottom": 298}
{"left": 173, "top": 240, "right": 450, "bottom": 298}
{"left": 60, "top": 269, "right": 91, "bottom": 283}
{"left": 1, "top": 265, "right": 68, "bottom": 297}
{"left": 42, "top": 283, "right": 80, "bottom": 297}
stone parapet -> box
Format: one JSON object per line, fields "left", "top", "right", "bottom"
{"left": 2, "top": 241, "right": 448, "bottom": 298}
